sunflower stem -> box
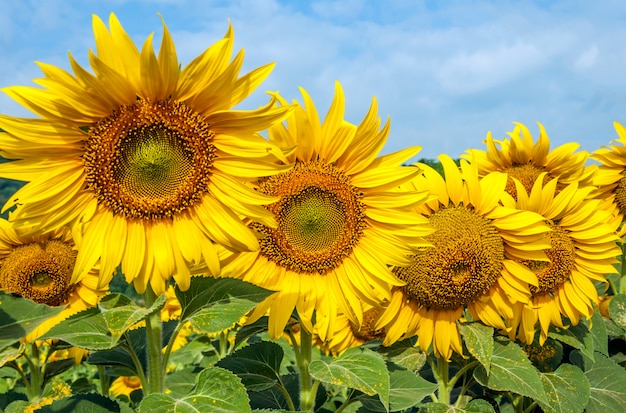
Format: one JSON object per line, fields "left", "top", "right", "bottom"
{"left": 144, "top": 286, "right": 164, "bottom": 394}
{"left": 435, "top": 357, "right": 451, "bottom": 406}
{"left": 97, "top": 365, "right": 110, "bottom": 397}
{"left": 28, "top": 343, "right": 43, "bottom": 400}
{"left": 296, "top": 327, "right": 315, "bottom": 412}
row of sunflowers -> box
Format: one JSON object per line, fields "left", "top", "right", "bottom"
{"left": 1, "top": 12, "right": 626, "bottom": 413}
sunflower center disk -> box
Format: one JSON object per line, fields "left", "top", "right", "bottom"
{"left": 501, "top": 164, "right": 547, "bottom": 198}
{"left": 524, "top": 226, "right": 575, "bottom": 296}
{"left": 394, "top": 206, "right": 504, "bottom": 310}
{"left": 0, "top": 241, "right": 77, "bottom": 306}
{"left": 350, "top": 309, "right": 385, "bottom": 342}
{"left": 85, "top": 99, "right": 216, "bottom": 219}
{"left": 256, "top": 162, "right": 366, "bottom": 274}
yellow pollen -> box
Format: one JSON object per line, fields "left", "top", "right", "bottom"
{"left": 84, "top": 99, "right": 216, "bottom": 219}
{"left": 502, "top": 164, "right": 560, "bottom": 199}
{"left": 394, "top": 206, "right": 504, "bottom": 310}
{"left": 350, "top": 309, "right": 385, "bottom": 342}
{"left": 523, "top": 226, "right": 575, "bottom": 296}
{"left": 0, "top": 240, "right": 77, "bottom": 306}
{"left": 254, "top": 161, "right": 366, "bottom": 274}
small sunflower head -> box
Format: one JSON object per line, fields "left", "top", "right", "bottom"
{"left": 0, "top": 240, "right": 77, "bottom": 306}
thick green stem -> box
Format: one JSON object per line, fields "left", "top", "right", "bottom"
{"left": 435, "top": 357, "right": 450, "bottom": 406}
{"left": 144, "top": 286, "right": 164, "bottom": 394}
{"left": 28, "top": 343, "right": 43, "bottom": 401}
{"left": 97, "top": 365, "right": 110, "bottom": 397}
{"left": 295, "top": 327, "right": 315, "bottom": 412}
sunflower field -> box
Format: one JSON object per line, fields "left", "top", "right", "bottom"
{"left": 2, "top": 13, "right": 626, "bottom": 413}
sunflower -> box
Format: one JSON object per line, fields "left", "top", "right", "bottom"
{"left": 501, "top": 174, "right": 620, "bottom": 344}
{"left": 315, "top": 306, "right": 386, "bottom": 356}
{"left": 0, "top": 219, "right": 107, "bottom": 342}
{"left": 591, "top": 121, "right": 626, "bottom": 227}
{"left": 222, "top": 81, "right": 433, "bottom": 340}
{"left": 110, "top": 375, "right": 142, "bottom": 399}
{"left": 0, "top": 13, "right": 292, "bottom": 295}
{"left": 374, "top": 155, "right": 551, "bottom": 360}
{"left": 462, "top": 122, "right": 595, "bottom": 199}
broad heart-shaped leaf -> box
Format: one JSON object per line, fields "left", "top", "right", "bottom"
{"left": 39, "top": 293, "right": 166, "bottom": 351}
{"left": 582, "top": 352, "right": 626, "bottom": 412}
{"left": 188, "top": 297, "right": 262, "bottom": 335}
{"left": 358, "top": 363, "right": 437, "bottom": 412}
{"left": 216, "top": 341, "right": 283, "bottom": 392}
{"left": 38, "top": 307, "right": 113, "bottom": 350}
{"left": 538, "top": 364, "right": 590, "bottom": 413}
{"left": 98, "top": 293, "right": 166, "bottom": 336}
{"left": 0, "top": 292, "right": 64, "bottom": 351}
{"left": 36, "top": 392, "right": 134, "bottom": 413}
{"left": 548, "top": 322, "right": 595, "bottom": 362}
{"left": 176, "top": 276, "right": 272, "bottom": 322}
{"left": 138, "top": 366, "right": 251, "bottom": 413}
{"left": 608, "top": 293, "right": 626, "bottom": 329}
{"left": 459, "top": 322, "right": 494, "bottom": 373}
{"left": 377, "top": 338, "right": 428, "bottom": 373}
{"left": 309, "top": 347, "right": 390, "bottom": 409}
{"left": 589, "top": 310, "right": 608, "bottom": 356}
{"left": 473, "top": 337, "right": 548, "bottom": 405}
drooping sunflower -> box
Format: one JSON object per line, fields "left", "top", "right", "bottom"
{"left": 374, "top": 155, "right": 551, "bottom": 360}
{"left": 110, "top": 375, "right": 142, "bottom": 399}
{"left": 0, "top": 219, "right": 107, "bottom": 342}
{"left": 222, "top": 81, "right": 433, "bottom": 340}
{"left": 315, "top": 306, "right": 386, "bottom": 356}
{"left": 0, "top": 13, "right": 292, "bottom": 295}
{"left": 501, "top": 174, "right": 620, "bottom": 344}
{"left": 462, "top": 122, "right": 595, "bottom": 199}
{"left": 591, "top": 121, "right": 626, "bottom": 227}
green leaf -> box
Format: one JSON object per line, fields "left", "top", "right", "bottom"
{"left": 359, "top": 364, "right": 437, "bottom": 411}
{"left": 378, "top": 339, "right": 428, "bottom": 373}
{"left": 37, "top": 392, "right": 134, "bottom": 413}
{"left": 538, "top": 364, "right": 590, "bottom": 413}
{"left": 464, "top": 399, "right": 497, "bottom": 412}
{"left": 473, "top": 337, "right": 548, "bottom": 405}
{"left": 176, "top": 276, "right": 272, "bottom": 322}
{"left": 0, "top": 343, "right": 23, "bottom": 368}
{"left": 590, "top": 310, "right": 609, "bottom": 356}
{"left": 583, "top": 352, "right": 626, "bottom": 412}
{"left": 548, "top": 322, "right": 594, "bottom": 361}
{"left": 459, "top": 322, "right": 494, "bottom": 373}
{"left": 216, "top": 341, "right": 283, "bottom": 392}
{"left": 188, "top": 297, "right": 262, "bottom": 335}
{"left": 608, "top": 293, "right": 626, "bottom": 329}
{"left": 0, "top": 291, "right": 65, "bottom": 351}
{"left": 164, "top": 368, "right": 198, "bottom": 397}
{"left": 138, "top": 366, "right": 251, "bottom": 413}
{"left": 39, "top": 307, "right": 114, "bottom": 350}
{"left": 309, "top": 347, "right": 390, "bottom": 408}
{"left": 99, "top": 293, "right": 166, "bottom": 336}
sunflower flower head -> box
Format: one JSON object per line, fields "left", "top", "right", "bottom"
{"left": 501, "top": 174, "right": 620, "bottom": 344}
{"left": 315, "top": 306, "right": 386, "bottom": 356}
{"left": 222, "top": 81, "right": 434, "bottom": 341}
{"left": 0, "top": 13, "right": 293, "bottom": 295}
{"left": 375, "top": 155, "right": 551, "bottom": 360}
{"left": 591, "top": 122, "right": 626, "bottom": 227}
{"left": 462, "top": 122, "right": 595, "bottom": 200}
{"left": 0, "top": 219, "right": 107, "bottom": 342}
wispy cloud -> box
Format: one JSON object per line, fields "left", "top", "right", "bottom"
{"left": 1, "top": 0, "right": 625, "bottom": 159}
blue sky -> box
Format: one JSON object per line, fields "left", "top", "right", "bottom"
{"left": 1, "top": 0, "right": 625, "bottom": 160}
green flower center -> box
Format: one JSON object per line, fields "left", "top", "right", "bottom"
{"left": 254, "top": 161, "right": 366, "bottom": 275}
{"left": 282, "top": 187, "right": 346, "bottom": 253}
